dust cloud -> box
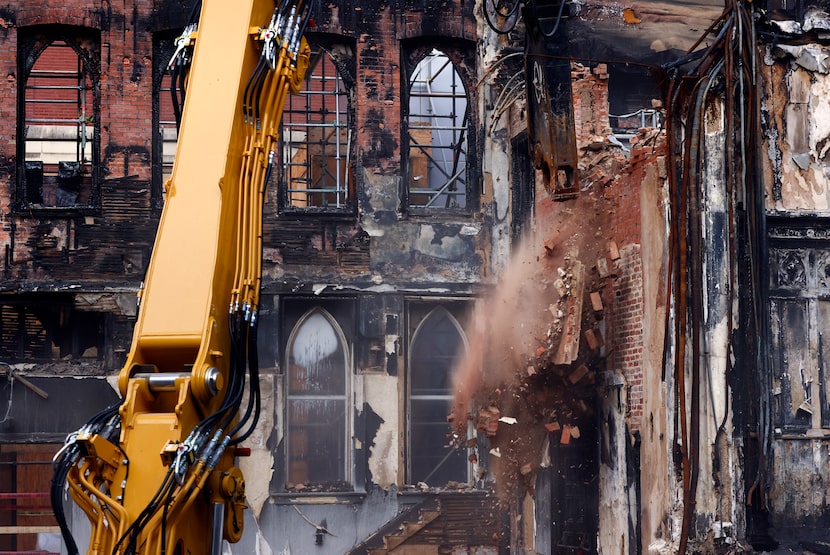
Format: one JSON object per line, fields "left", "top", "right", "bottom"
{"left": 451, "top": 238, "right": 563, "bottom": 435}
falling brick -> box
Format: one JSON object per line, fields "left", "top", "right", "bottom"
{"left": 477, "top": 407, "right": 501, "bottom": 436}
{"left": 520, "top": 463, "right": 533, "bottom": 475}
{"left": 590, "top": 291, "right": 604, "bottom": 313}
{"left": 560, "top": 425, "right": 571, "bottom": 445}
{"left": 622, "top": 8, "right": 641, "bottom": 24}
{"left": 569, "top": 364, "right": 590, "bottom": 384}
{"left": 596, "top": 257, "right": 610, "bottom": 278}
{"left": 570, "top": 426, "right": 581, "bottom": 439}
{"left": 544, "top": 421, "right": 561, "bottom": 432}
{"left": 608, "top": 240, "right": 620, "bottom": 260}
{"left": 584, "top": 328, "right": 604, "bottom": 351}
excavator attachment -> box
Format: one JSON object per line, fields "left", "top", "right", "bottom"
{"left": 51, "top": 1, "right": 313, "bottom": 553}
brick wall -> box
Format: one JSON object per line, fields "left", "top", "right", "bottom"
{"left": 572, "top": 63, "right": 612, "bottom": 150}
{"left": 0, "top": 0, "right": 181, "bottom": 284}
{"left": 608, "top": 136, "right": 667, "bottom": 431}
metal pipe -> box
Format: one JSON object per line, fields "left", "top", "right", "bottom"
{"left": 210, "top": 502, "right": 225, "bottom": 555}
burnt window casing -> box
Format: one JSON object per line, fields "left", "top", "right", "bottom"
{"left": 768, "top": 242, "right": 830, "bottom": 432}
{"left": 152, "top": 32, "right": 180, "bottom": 207}
{"left": 284, "top": 307, "right": 351, "bottom": 489}
{"left": 280, "top": 40, "right": 356, "bottom": 212}
{"left": 17, "top": 27, "right": 101, "bottom": 211}
{"left": 403, "top": 45, "right": 476, "bottom": 213}
{"left": 407, "top": 304, "right": 470, "bottom": 486}
{"left": 0, "top": 299, "right": 104, "bottom": 362}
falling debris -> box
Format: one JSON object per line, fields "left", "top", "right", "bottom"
{"left": 622, "top": 8, "right": 641, "bottom": 24}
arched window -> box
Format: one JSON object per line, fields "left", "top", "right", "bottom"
{"left": 406, "top": 49, "right": 470, "bottom": 210}
{"left": 281, "top": 44, "right": 354, "bottom": 210}
{"left": 19, "top": 30, "right": 100, "bottom": 208}
{"left": 409, "top": 307, "right": 468, "bottom": 485}
{"left": 285, "top": 308, "right": 349, "bottom": 486}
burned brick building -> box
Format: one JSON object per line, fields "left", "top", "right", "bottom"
{"left": 3, "top": 0, "right": 830, "bottom": 553}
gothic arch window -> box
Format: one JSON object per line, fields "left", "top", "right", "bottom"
{"left": 285, "top": 308, "right": 350, "bottom": 487}
{"left": 18, "top": 27, "right": 101, "bottom": 209}
{"left": 409, "top": 306, "right": 468, "bottom": 485}
{"left": 405, "top": 47, "right": 474, "bottom": 211}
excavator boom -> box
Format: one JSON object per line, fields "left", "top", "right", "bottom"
{"left": 51, "top": 1, "right": 311, "bottom": 553}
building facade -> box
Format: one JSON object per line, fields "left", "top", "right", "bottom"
{"left": 3, "top": 0, "right": 830, "bottom": 554}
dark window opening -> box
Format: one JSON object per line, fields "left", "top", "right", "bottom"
{"left": 0, "top": 298, "right": 104, "bottom": 362}
{"left": 408, "top": 304, "right": 470, "bottom": 486}
{"left": 280, "top": 41, "right": 355, "bottom": 212}
{"left": 17, "top": 27, "right": 101, "bottom": 210}
{"left": 511, "top": 132, "right": 533, "bottom": 245}
{"left": 152, "top": 32, "right": 180, "bottom": 207}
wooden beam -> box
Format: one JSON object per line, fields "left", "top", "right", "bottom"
{"left": 0, "top": 525, "right": 60, "bottom": 534}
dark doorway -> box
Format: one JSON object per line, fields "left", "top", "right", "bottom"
{"left": 547, "top": 406, "right": 599, "bottom": 554}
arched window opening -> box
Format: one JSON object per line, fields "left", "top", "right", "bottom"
{"left": 407, "top": 49, "right": 469, "bottom": 210}
{"left": 281, "top": 47, "right": 353, "bottom": 210}
{"left": 285, "top": 308, "right": 349, "bottom": 487}
{"left": 409, "top": 307, "right": 468, "bottom": 485}
{"left": 22, "top": 37, "right": 98, "bottom": 208}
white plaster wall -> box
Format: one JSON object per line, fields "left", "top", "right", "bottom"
{"left": 362, "top": 373, "right": 399, "bottom": 488}
{"left": 239, "top": 373, "right": 276, "bottom": 517}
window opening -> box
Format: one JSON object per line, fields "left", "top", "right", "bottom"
{"left": 0, "top": 300, "right": 104, "bottom": 362}
{"left": 158, "top": 68, "right": 178, "bottom": 184}
{"left": 285, "top": 309, "right": 350, "bottom": 487}
{"left": 409, "top": 307, "right": 468, "bottom": 485}
{"left": 407, "top": 50, "right": 469, "bottom": 210}
{"left": 282, "top": 48, "right": 352, "bottom": 209}
{"left": 23, "top": 40, "right": 95, "bottom": 207}
{"left": 153, "top": 33, "right": 180, "bottom": 199}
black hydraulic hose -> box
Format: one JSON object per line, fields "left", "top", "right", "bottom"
{"left": 113, "top": 465, "right": 177, "bottom": 555}
{"left": 51, "top": 447, "right": 81, "bottom": 555}
{"left": 170, "top": 63, "right": 183, "bottom": 132}
{"left": 538, "top": 0, "right": 567, "bottom": 38}
{"left": 230, "top": 321, "right": 261, "bottom": 443}
{"left": 52, "top": 404, "right": 121, "bottom": 555}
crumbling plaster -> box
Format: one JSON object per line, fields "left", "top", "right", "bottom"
{"left": 765, "top": 43, "right": 830, "bottom": 211}
{"left": 638, "top": 160, "right": 674, "bottom": 554}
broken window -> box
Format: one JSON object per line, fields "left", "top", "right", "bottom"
{"left": 18, "top": 28, "right": 100, "bottom": 209}
{"left": 408, "top": 305, "right": 468, "bottom": 486}
{"left": 0, "top": 298, "right": 104, "bottom": 362}
{"left": 153, "top": 33, "right": 180, "bottom": 204}
{"left": 405, "top": 47, "right": 473, "bottom": 211}
{"left": 285, "top": 308, "right": 350, "bottom": 488}
{"left": 769, "top": 246, "right": 830, "bottom": 432}
{"left": 280, "top": 42, "right": 354, "bottom": 211}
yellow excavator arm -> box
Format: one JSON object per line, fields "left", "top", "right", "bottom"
{"left": 51, "top": 1, "right": 311, "bottom": 553}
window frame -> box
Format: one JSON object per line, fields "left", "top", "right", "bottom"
{"left": 15, "top": 25, "right": 102, "bottom": 214}
{"left": 406, "top": 302, "right": 473, "bottom": 487}
{"left": 402, "top": 41, "right": 478, "bottom": 216}
{"left": 281, "top": 304, "right": 354, "bottom": 492}
{"left": 152, "top": 31, "right": 180, "bottom": 210}
{"left": 278, "top": 35, "right": 357, "bottom": 216}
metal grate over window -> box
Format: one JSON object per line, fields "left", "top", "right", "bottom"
{"left": 407, "top": 49, "right": 469, "bottom": 210}
{"left": 281, "top": 49, "right": 352, "bottom": 209}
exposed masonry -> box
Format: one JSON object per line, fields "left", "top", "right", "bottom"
{"left": 5, "top": 2, "right": 830, "bottom": 555}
